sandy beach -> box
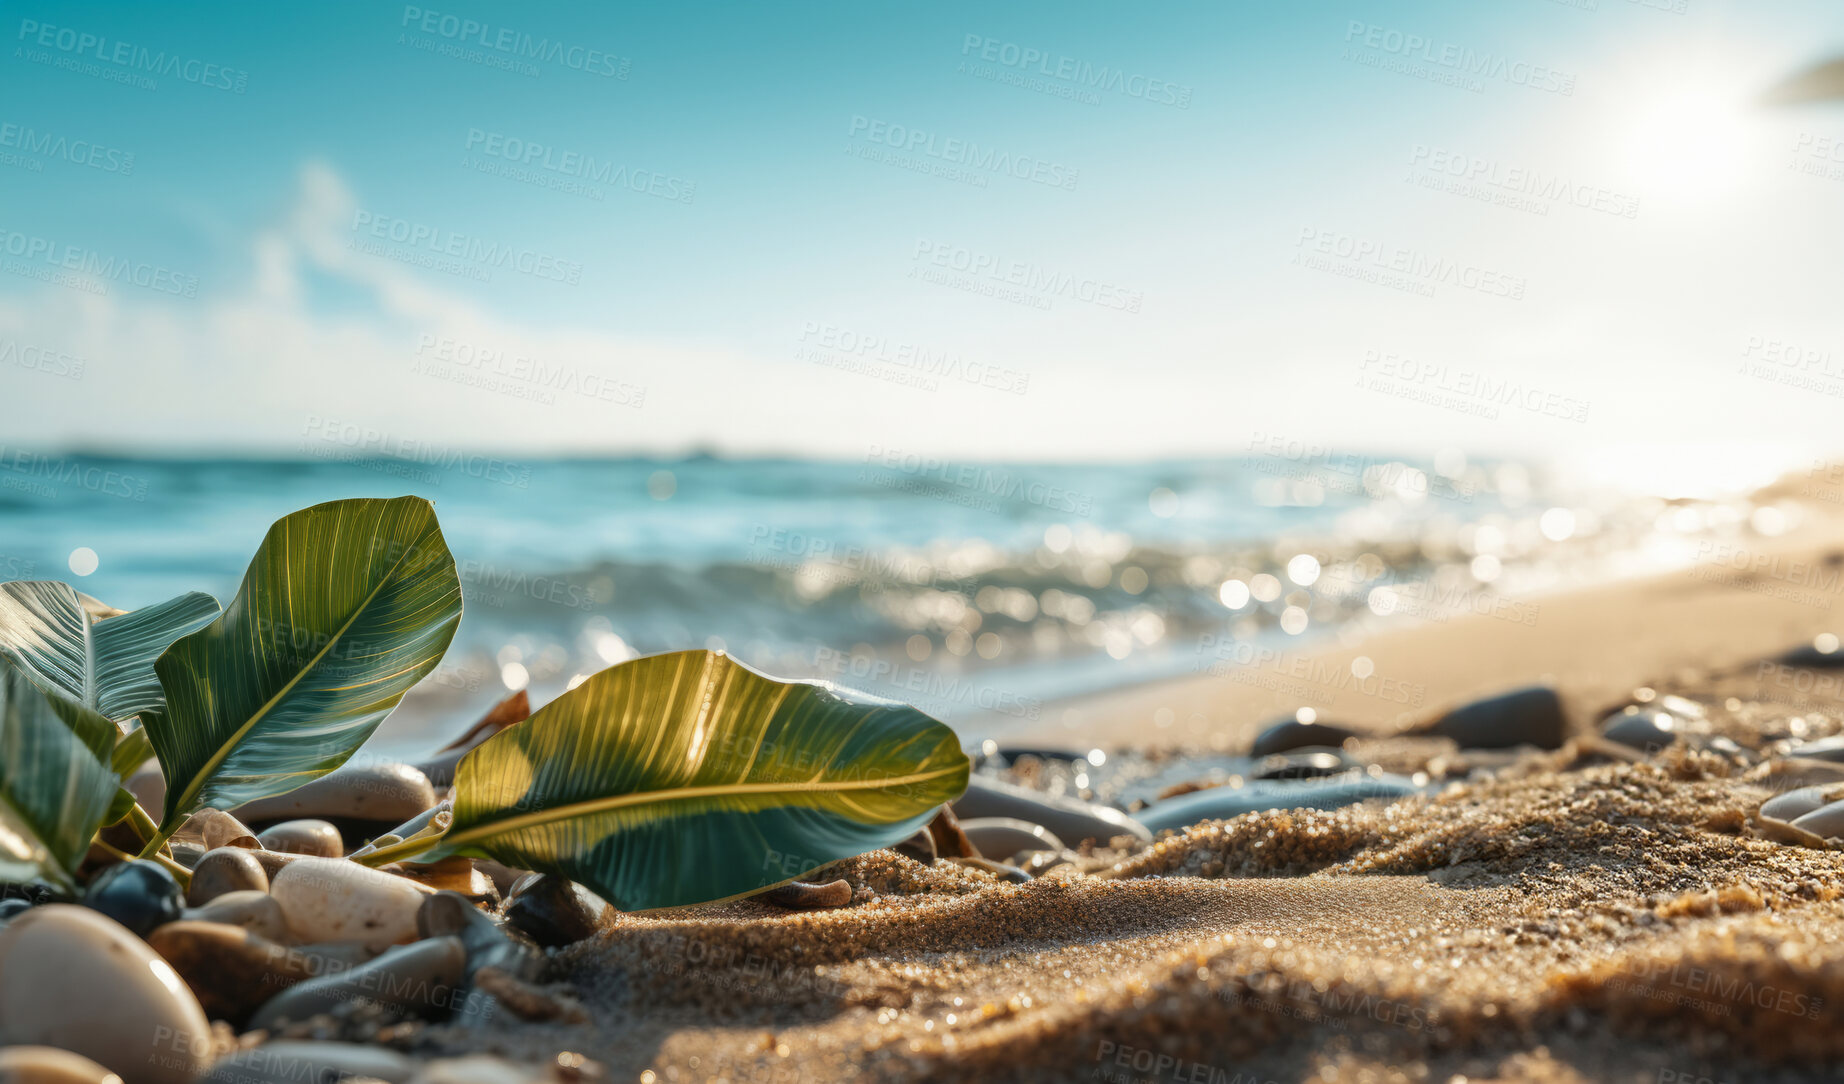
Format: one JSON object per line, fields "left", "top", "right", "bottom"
{"left": 272, "top": 484, "right": 1843, "bottom": 1084}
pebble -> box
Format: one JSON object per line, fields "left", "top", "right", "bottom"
{"left": 1791, "top": 800, "right": 1844, "bottom": 842}
{"left": 256, "top": 820, "right": 345, "bottom": 858}
{"left": 1786, "top": 735, "right": 1844, "bottom": 762}
{"left": 270, "top": 856, "right": 432, "bottom": 949}
{"left": 249, "top": 849, "right": 307, "bottom": 881}
{"left": 0, "top": 1047, "right": 123, "bottom": 1084}
{"left": 145, "top": 920, "right": 319, "bottom": 1026}
{"left": 183, "top": 890, "right": 289, "bottom": 943}
{"left": 1599, "top": 707, "right": 1680, "bottom": 753}
{"left": 248, "top": 935, "right": 466, "bottom": 1031}
{"left": 232, "top": 761, "right": 437, "bottom": 837}
{"left": 417, "top": 891, "right": 543, "bottom": 985}
{"left": 0, "top": 905, "right": 211, "bottom": 1084}
{"left": 502, "top": 875, "right": 612, "bottom": 948}
{"left": 1424, "top": 685, "right": 1567, "bottom": 750}
{"left": 952, "top": 777, "right": 1150, "bottom": 845}
{"left": 186, "top": 847, "right": 270, "bottom": 906}
{"left": 0, "top": 897, "right": 33, "bottom": 923}
{"left": 1249, "top": 718, "right": 1359, "bottom": 757}
{"left": 1139, "top": 773, "right": 1425, "bottom": 834}
{"left": 959, "top": 818, "right": 1065, "bottom": 860}
{"left": 125, "top": 761, "right": 167, "bottom": 822}
{"left": 84, "top": 860, "right": 185, "bottom": 938}
{"left": 200, "top": 1042, "right": 415, "bottom": 1084}
{"left": 408, "top": 1055, "right": 554, "bottom": 1084}
{"left": 756, "top": 879, "right": 853, "bottom": 909}
{"left": 1755, "top": 785, "right": 1843, "bottom": 846}
{"left": 1252, "top": 750, "right": 1353, "bottom": 780}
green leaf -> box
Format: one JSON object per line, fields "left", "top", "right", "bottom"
{"left": 0, "top": 581, "right": 220, "bottom": 721}
{"left": 0, "top": 657, "right": 120, "bottom": 891}
{"left": 434, "top": 649, "right": 970, "bottom": 911}
{"left": 147, "top": 496, "right": 462, "bottom": 835}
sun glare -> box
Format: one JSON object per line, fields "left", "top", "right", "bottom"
{"left": 1614, "top": 72, "right": 1761, "bottom": 207}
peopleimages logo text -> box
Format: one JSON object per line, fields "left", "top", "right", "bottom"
{"left": 400, "top": 7, "right": 629, "bottom": 77}
{"left": 960, "top": 34, "right": 1192, "bottom": 107}
{"left": 16, "top": 20, "right": 249, "bottom": 92}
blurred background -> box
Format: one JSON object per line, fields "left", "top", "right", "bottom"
{"left": 1, "top": 1, "right": 1839, "bottom": 753}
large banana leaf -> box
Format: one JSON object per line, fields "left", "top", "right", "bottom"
{"left": 0, "top": 657, "right": 120, "bottom": 891}
{"left": 0, "top": 581, "right": 220, "bottom": 721}
{"left": 434, "top": 650, "right": 970, "bottom": 911}
{"left": 147, "top": 497, "right": 462, "bottom": 835}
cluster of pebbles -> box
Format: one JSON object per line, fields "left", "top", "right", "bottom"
{"left": 0, "top": 694, "right": 617, "bottom": 1084}
{"left": 13, "top": 663, "right": 1844, "bottom": 1083}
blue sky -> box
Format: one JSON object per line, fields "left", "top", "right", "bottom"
{"left": 2, "top": 0, "right": 1841, "bottom": 472}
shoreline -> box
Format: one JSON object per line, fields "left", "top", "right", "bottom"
{"left": 1001, "top": 488, "right": 1844, "bottom": 754}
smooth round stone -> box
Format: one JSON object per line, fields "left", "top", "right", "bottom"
{"left": 249, "top": 849, "right": 307, "bottom": 881}
{"left": 951, "top": 777, "right": 1150, "bottom": 846}
{"left": 146, "top": 920, "right": 319, "bottom": 1026}
{"left": 248, "top": 935, "right": 465, "bottom": 1031}
{"left": 1792, "top": 799, "right": 1844, "bottom": 840}
{"left": 84, "top": 860, "right": 184, "bottom": 938}
{"left": 201, "top": 1042, "right": 415, "bottom": 1084}
{"left": 1249, "top": 719, "right": 1359, "bottom": 757}
{"left": 1252, "top": 751, "right": 1353, "bottom": 781}
{"left": 0, "top": 905, "right": 211, "bottom": 1084}
{"left": 1139, "top": 773, "right": 1425, "bottom": 834}
{"left": 1788, "top": 735, "right": 1844, "bottom": 763}
{"left": 756, "top": 879, "right": 852, "bottom": 909}
{"left": 0, "top": 897, "right": 33, "bottom": 923}
{"left": 186, "top": 847, "right": 269, "bottom": 906}
{"left": 959, "top": 818, "right": 1065, "bottom": 860}
{"left": 1425, "top": 686, "right": 1566, "bottom": 750}
{"left": 503, "top": 875, "right": 611, "bottom": 948}
{"left": 1600, "top": 708, "right": 1679, "bottom": 753}
{"left": 232, "top": 761, "right": 436, "bottom": 830}
{"left": 126, "top": 761, "right": 167, "bottom": 822}
{"left": 270, "top": 856, "right": 431, "bottom": 950}
{"left": 1760, "top": 785, "right": 1838, "bottom": 823}
{"left": 184, "top": 890, "right": 289, "bottom": 943}
{"left": 257, "top": 819, "right": 345, "bottom": 858}
{"left": 0, "top": 1046, "right": 123, "bottom": 1084}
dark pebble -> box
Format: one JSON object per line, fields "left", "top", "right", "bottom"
{"left": 1424, "top": 686, "right": 1566, "bottom": 750}
{"left": 1599, "top": 708, "right": 1678, "bottom": 753}
{"left": 0, "top": 897, "right": 31, "bottom": 923}
{"left": 417, "top": 891, "right": 543, "bottom": 985}
{"left": 1140, "top": 774, "right": 1425, "bottom": 834}
{"left": 502, "top": 875, "right": 610, "bottom": 948}
{"left": 83, "top": 861, "right": 183, "bottom": 938}
{"left": 1249, "top": 719, "right": 1359, "bottom": 757}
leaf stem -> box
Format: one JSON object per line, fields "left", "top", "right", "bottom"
{"left": 135, "top": 824, "right": 175, "bottom": 861}
{"left": 96, "top": 839, "right": 192, "bottom": 888}
{"left": 125, "top": 802, "right": 160, "bottom": 845}
{"left": 350, "top": 832, "right": 446, "bottom": 867}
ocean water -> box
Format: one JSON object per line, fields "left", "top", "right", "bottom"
{"left": 0, "top": 450, "right": 1782, "bottom": 754}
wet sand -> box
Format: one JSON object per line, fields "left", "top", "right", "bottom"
{"left": 403, "top": 486, "right": 1844, "bottom": 1083}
